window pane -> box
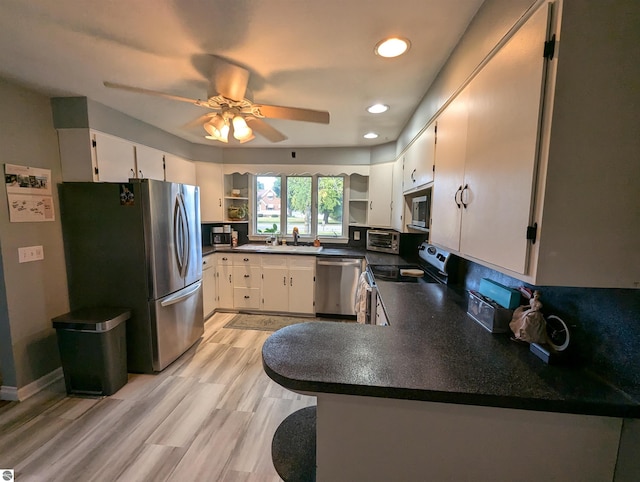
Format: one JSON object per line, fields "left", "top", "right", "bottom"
{"left": 286, "top": 176, "right": 312, "bottom": 235}
{"left": 317, "top": 176, "right": 344, "bottom": 237}
{"left": 256, "top": 176, "right": 281, "bottom": 234}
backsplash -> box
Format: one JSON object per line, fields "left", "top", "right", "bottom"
{"left": 451, "top": 256, "right": 640, "bottom": 401}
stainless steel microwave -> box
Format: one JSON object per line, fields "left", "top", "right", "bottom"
{"left": 411, "top": 195, "right": 429, "bottom": 228}
{"left": 366, "top": 230, "right": 400, "bottom": 254}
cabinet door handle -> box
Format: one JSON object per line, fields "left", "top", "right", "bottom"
{"left": 219, "top": 198, "right": 222, "bottom": 207}
{"left": 283, "top": 276, "right": 286, "bottom": 285}
{"left": 461, "top": 184, "right": 469, "bottom": 209}
{"left": 370, "top": 201, "right": 373, "bottom": 210}
{"left": 411, "top": 168, "right": 416, "bottom": 182}
{"left": 229, "top": 274, "right": 231, "bottom": 283}
{"left": 454, "top": 185, "right": 462, "bottom": 209}
{"left": 244, "top": 295, "right": 250, "bottom": 299}
{"left": 130, "top": 168, "right": 135, "bottom": 178}
{"left": 139, "top": 170, "right": 144, "bottom": 179}
{"left": 222, "top": 257, "right": 228, "bottom": 261}
{"left": 244, "top": 274, "right": 250, "bottom": 278}
{"left": 244, "top": 258, "right": 249, "bottom": 262}
{"left": 290, "top": 277, "right": 293, "bottom": 287}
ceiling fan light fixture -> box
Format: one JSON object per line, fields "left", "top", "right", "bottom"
{"left": 367, "top": 103, "right": 389, "bottom": 114}
{"left": 204, "top": 114, "right": 230, "bottom": 143}
{"left": 364, "top": 132, "right": 379, "bottom": 139}
{"left": 232, "top": 115, "right": 253, "bottom": 141}
{"left": 375, "top": 37, "right": 410, "bottom": 58}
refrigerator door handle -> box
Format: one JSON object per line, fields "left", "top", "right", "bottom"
{"left": 160, "top": 281, "right": 202, "bottom": 307}
{"left": 173, "top": 192, "right": 190, "bottom": 278}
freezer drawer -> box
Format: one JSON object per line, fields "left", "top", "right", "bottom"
{"left": 150, "top": 281, "right": 203, "bottom": 371}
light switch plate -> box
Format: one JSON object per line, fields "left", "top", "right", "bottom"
{"left": 18, "top": 245, "right": 44, "bottom": 263}
{"left": 354, "top": 231, "right": 360, "bottom": 241}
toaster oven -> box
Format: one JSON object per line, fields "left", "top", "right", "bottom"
{"left": 366, "top": 230, "right": 400, "bottom": 254}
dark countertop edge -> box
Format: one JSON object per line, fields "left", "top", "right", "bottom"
{"left": 262, "top": 360, "right": 640, "bottom": 419}
{"left": 202, "top": 244, "right": 367, "bottom": 258}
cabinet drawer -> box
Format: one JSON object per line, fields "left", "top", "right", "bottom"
{"left": 234, "top": 288, "right": 260, "bottom": 309}
{"left": 217, "top": 254, "right": 233, "bottom": 265}
{"left": 233, "top": 266, "right": 261, "bottom": 288}
{"left": 233, "top": 254, "right": 261, "bottom": 265}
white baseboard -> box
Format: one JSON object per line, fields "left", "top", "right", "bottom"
{"left": 0, "top": 367, "right": 63, "bottom": 401}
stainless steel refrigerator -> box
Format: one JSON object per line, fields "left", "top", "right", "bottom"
{"left": 59, "top": 179, "right": 203, "bottom": 373}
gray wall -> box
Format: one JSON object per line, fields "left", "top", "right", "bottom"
{"left": 0, "top": 78, "right": 69, "bottom": 389}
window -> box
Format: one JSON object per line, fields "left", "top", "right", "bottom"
{"left": 253, "top": 174, "right": 346, "bottom": 239}
{"left": 317, "top": 176, "right": 344, "bottom": 237}
{"left": 256, "top": 176, "right": 281, "bottom": 234}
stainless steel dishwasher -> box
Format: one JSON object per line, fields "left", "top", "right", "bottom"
{"left": 315, "top": 257, "right": 363, "bottom": 316}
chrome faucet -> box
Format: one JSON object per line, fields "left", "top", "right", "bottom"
{"left": 292, "top": 227, "right": 299, "bottom": 246}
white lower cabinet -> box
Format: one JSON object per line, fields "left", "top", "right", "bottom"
{"left": 232, "top": 264, "right": 261, "bottom": 309}
{"left": 262, "top": 256, "right": 315, "bottom": 314}
{"left": 202, "top": 254, "right": 217, "bottom": 318}
{"left": 216, "top": 255, "right": 234, "bottom": 309}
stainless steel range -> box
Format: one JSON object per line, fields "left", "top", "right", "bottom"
{"left": 365, "top": 243, "right": 451, "bottom": 325}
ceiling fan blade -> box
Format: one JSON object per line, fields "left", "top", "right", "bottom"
{"left": 209, "top": 58, "right": 250, "bottom": 101}
{"left": 103, "top": 81, "right": 204, "bottom": 105}
{"left": 184, "top": 113, "right": 216, "bottom": 129}
{"left": 256, "top": 104, "right": 330, "bottom": 124}
{"left": 245, "top": 116, "right": 287, "bottom": 143}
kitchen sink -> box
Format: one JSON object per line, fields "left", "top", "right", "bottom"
{"left": 233, "top": 244, "right": 323, "bottom": 253}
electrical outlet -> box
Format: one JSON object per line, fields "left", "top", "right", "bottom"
{"left": 354, "top": 231, "right": 361, "bottom": 241}
{"left": 18, "top": 245, "right": 44, "bottom": 263}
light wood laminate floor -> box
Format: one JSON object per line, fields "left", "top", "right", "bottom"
{"left": 0, "top": 313, "right": 316, "bottom": 481}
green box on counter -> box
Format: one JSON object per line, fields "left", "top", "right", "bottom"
{"left": 478, "top": 278, "right": 521, "bottom": 309}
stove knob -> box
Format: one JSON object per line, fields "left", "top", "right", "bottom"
{"left": 427, "top": 246, "right": 437, "bottom": 255}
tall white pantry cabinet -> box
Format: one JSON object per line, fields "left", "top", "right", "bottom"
{"left": 429, "top": 0, "right": 639, "bottom": 289}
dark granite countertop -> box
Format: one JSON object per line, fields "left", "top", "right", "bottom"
{"left": 202, "top": 244, "right": 367, "bottom": 258}
{"left": 263, "top": 261, "right": 640, "bottom": 418}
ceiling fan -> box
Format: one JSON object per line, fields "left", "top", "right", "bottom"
{"left": 104, "top": 57, "right": 330, "bottom": 144}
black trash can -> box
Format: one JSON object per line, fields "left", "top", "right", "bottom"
{"left": 52, "top": 307, "right": 130, "bottom": 396}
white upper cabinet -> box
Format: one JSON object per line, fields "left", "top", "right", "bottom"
{"left": 403, "top": 123, "right": 435, "bottom": 193}
{"left": 368, "top": 162, "right": 393, "bottom": 228}
{"left": 391, "top": 157, "right": 405, "bottom": 232}
{"left": 164, "top": 153, "right": 196, "bottom": 185}
{"left": 91, "top": 131, "right": 137, "bottom": 182}
{"left": 430, "top": 89, "right": 469, "bottom": 251}
{"left": 195, "top": 161, "right": 224, "bottom": 222}
{"left": 134, "top": 144, "right": 165, "bottom": 181}
{"left": 431, "top": 4, "right": 548, "bottom": 275}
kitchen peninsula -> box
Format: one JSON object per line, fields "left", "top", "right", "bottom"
{"left": 263, "top": 260, "right": 640, "bottom": 481}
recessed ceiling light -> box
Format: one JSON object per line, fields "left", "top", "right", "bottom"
{"left": 364, "top": 132, "right": 379, "bottom": 139}
{"left": 367, "top": 104, "right": 389, "bottom": 114}
{"left": 374, "top": 37, "right": 410, "bottom": 58}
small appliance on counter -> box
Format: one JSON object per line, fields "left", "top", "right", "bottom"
{"left": 366, "top": 229, "right": 400, "bottom": 254}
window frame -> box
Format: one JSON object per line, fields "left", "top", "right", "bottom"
{"left": 251, "top": 174, "right": 348, "bottom": 241}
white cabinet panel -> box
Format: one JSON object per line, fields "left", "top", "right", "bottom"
{"left": 368, "top": 162, "right": 393, "bottom": 228}
{"left": 431, "top": 89, "right": 469, "bottom": 250}
{"left": 92, "top": 131, "right": 136, "bottom": 182}
{"left": 261, "top": 255, "right": 315, "bottom": 314}
{"left": 403, "top": 124, "right": 435, "bottom": 193}
{"left": 460, "top": 4, "right": 547, "bottom": 274}
{"left": 165, "top": 153, "right": 196, "bottom": 185}
{"left": 196, "top": 161, "right": 224, "bottom": 222}
{"left": 135, "top": 144, "right": 165, "bottom": 181}
{"left": 202, "top": 255, "right": 217, "bottom": 318}
{"left": 216, "top": 261, "right": 234, "bottom": 309}
{"left": 430, "top": 5, "right": 548, "bottom": 275}
{"left": 391, "top": 157, "right": 405, "bottom": 232}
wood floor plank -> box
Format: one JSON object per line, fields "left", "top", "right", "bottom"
{"left": 0, "top": 312, "right": 316, "bottom": 481}
{"left": 171, "top": 409, "right": 253, "bottom": 481}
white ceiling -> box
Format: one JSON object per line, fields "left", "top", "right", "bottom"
{"left": 0, "top": 0, "right": 484, "bottom": 148}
